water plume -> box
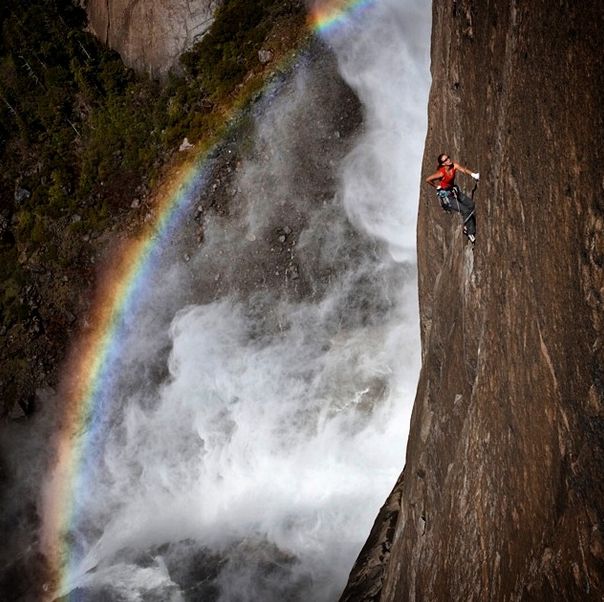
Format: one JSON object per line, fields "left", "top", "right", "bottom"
{"left": 2, "top": 1, "right": 431, "bottom": 600}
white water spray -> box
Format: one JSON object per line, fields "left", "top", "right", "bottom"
{"left": 37, "top": 1, "right": 431, "bottom": 600}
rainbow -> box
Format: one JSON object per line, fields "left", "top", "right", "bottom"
{"left": 41, "top": 155, "right": 211, "bottom": 597}
{"left": 42, "top": 1, "right": 378, "bottom": 598}
{"left": 309, "top": 0, "right": 377, "bottom": 34}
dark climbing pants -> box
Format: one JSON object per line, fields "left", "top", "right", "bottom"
{"left": 445, "top": 185, "right": 476, "bottom": 236}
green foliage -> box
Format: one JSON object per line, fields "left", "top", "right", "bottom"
{"left": 0, "top": 0, "right": 304, "bottom": 247}
{"left": 0, "top": 245, "right": 25, "bottom": 330}
{"left": 48, "top": 169, "right": 69, "bottom": 209}
{"left": 77, "top": 79, "right": 164, "bottom": 197}
{"left": 0, "top": 0, "right": 176, "bottom": 275}
{"left": 14, "top": 210, "right": 34, "bottom": 240}
{"left": 181, "top": 0, "right": 282, "bottom": 98}
{"left": 0, "top": 0, "right": 306, "bottom": 411}
{"left": 30, "top": 214, "right": 46, "bottom": 243}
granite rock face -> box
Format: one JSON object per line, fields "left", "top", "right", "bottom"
{"left": 341, "top": 2, "right": 604, "bottom": 600}
{"left": 84, "top": 0, "right": 219, "bottom": 76}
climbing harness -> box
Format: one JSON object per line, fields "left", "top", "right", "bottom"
{"left": 437, "top": 179, "right": 478, "bottom": 242}
{"left": 437, "top": 188, "right": 452, "bottom": 212}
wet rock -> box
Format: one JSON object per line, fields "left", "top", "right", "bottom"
{"left": 286, "top": 264, "right": 299, "bottom": 280}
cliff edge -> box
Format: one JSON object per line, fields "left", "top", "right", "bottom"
{"left": 84, "top": 0, "right": 219, "bottom": 75}
{"left": 341, "top": 2, "right": 604, "bottom": 600}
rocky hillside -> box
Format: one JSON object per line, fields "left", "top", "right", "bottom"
{"left": 0, "top": 0, "right": 305, "bottom": 420}
{"left": 84, "top": 0, "right": 220, "bottom": 76}
{"left": 340, "top": 2, "right": 604, "bottom": 600}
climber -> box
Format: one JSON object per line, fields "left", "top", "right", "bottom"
{"left": 425, "top": 154, "right": 480, "bottom": 243}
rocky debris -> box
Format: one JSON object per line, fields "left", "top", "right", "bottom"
{"left": 167, "top": 39, "right": 363, "bottom": 306}
{"left": 2, "top": 200, "right": 119, "bottom": 417}
{"left": 258, "top": 48, "right": 273, "bottom": 64}
{"left": 14, "top": 187, "right": 30, "bottom": 203}
{"left": 179, "top": 137, "right": 195, "bottom": 152}
{"left": 23, "top": 250, "right": 45, "bottom": 274}
{"left": 0, "top": 213, "right": 10, "bottom": 240}
{"left": 285, "top": 263, "right": 299, "bottom": 281}
{"left": 340, "top": 2, "right": 604, "bottom": 601}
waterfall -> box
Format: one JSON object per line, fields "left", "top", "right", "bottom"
{"left": 7, "top": 1, "right": 430, "bottom": 600}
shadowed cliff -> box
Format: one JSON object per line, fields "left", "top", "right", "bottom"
{"left": 340, "top": 2, "right": 604, "bottom": 600}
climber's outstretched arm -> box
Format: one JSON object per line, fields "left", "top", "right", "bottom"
{"left": 454, "top": 163, "right": 480, "bottom": 180}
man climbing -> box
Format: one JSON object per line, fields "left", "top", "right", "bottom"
{"left": 425, "top": 154, "right": 480, "bottom": 243}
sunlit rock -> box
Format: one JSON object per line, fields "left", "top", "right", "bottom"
{"left": 84, "top": 0, "right": 221, "bottom": 76}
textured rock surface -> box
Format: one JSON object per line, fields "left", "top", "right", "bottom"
{"left": 84, "top": 0, "right": 219, "bottom": 75}
{"left": 341, "top": 2, "right": 604, "bottom": 600}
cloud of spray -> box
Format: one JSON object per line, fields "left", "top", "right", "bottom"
{"left": 1, "top": 1, "right": 430, "bottom": 600}
{"left": 69, "top": 276, "right": 420, "bottom": 597}
{"left": 330, "top": 0, "right": 431, "bottom": 261}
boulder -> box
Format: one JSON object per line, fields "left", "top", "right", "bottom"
{"left": 258, "top": 49, "right": 273, "bottom": 64}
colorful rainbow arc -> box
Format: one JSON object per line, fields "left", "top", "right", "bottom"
{"left": 42, "top": 0, "right": 377, "bottom": 598}
{"left": 309, "top": 0, "right": 377, "bottom": 34}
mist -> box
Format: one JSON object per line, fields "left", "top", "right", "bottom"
{"left": 1, "top": 1, "right": 430, "bottom": 600}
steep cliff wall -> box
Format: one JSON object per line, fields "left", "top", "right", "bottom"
{"left": 341, "top": 2, "right": 604, "bottom": 600}
{"left": 84, "top": 0, "right": 219, "bottom": 75}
